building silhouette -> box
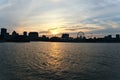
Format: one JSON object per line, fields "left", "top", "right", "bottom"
{"left": 0, "top": 28, "right": 120, "bottom": 43}
{"left": 28, "top": 32, "right": 39, "bottom": 41}
{"left": 116, "top": 34, "right": 120, "bottom": 39}
{"left": 1, "top": 28, "right": 7, "bottom": 38}
{"left": 23, "top": 31, "right": 27, "bottom": 37}
{"left": 62, "top": 33, "right": 69, "bottom": 38}
{"left": 12, "top": 31, "right": 18, "bottom": 38}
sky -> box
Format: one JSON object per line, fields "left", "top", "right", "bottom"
{"left": 0, "top": 0, "right": 120, "bottom": 37}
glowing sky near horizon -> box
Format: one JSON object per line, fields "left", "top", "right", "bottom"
{"left": 0, "top": 0, "right": 120, "bottom": 36}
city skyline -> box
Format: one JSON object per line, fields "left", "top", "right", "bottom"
{"left": 0, "top": 0, "right": 120, "bottom": 36}
{"left": 1, "top": 28, "right": 120, "bottom": 43}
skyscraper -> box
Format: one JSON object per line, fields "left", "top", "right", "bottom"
{"left": 1, "top": 28, "right": 7, "bottom": 38}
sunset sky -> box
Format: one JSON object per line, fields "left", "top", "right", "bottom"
{"left": 0, "top": 0, "right": 120, "bottom": 37}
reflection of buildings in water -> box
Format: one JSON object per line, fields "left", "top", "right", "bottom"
{"left": 46, "top": 43, "right": 63, "bottom": 71}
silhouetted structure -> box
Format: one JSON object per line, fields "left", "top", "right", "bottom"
{"left": 116, "top": 34, "right": 120, "bottom": 39}
{"left": 77, "top": 31, "right": 85, "bottom": 39}
{"left": 62, "top": 33, "right": 69, "bottom": 38}
{"left": 12, "top": 31, "right": 18, "bottom": 38}
{"left": 23, "top": 31, "right": 27, "bottom": 37}
{"left": 1, "top": 28, "right": 120, "bottom": 43}
{"left": 28, "top": 32, "right": 39, "bottom": 41}
{"left": 1, "top": 28, "right": 7, "bottom": 38}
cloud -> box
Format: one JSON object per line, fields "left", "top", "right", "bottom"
{"left": 39, "top": 31, "right": 49, "bottom": 34}
{"left": 61, "top": 23, "right": 104, "bottom": 33}
{"left": 0, "top": 0, "right": 120, "bottom": 35}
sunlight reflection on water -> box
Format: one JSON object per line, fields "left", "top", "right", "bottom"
{"left": 0, "top": 42, "right": 120, "bottom": 80}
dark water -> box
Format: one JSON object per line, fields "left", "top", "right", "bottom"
{"left": 0, "top": 42, "right": 120, "bottom": 80}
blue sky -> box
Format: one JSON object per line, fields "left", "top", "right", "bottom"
{"left": 0, "top": 0, "right": 120, "bottom": 37}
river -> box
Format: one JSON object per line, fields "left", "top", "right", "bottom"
{"left": 0, "top": 42, "right": 120, "bottom": 80}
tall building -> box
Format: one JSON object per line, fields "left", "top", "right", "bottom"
{"left": 23, "top": 31, "right": 27, "bottom": 37}
{"left": 116, "top": 34, "right": 120, "bottom": 39}
{"left": 28, "top": 32, "right": 39, "bottom": 40}
{"left": 1, "top": 28, "right": 7, "bottom": 38}
{"left": 61, "top": 33, "right": 69, "bottom": 38}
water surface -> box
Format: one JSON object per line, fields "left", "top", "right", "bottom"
{"left": 0, "top": 42, "right": 120, "bottom": 80}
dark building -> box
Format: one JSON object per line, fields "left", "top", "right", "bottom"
{"left": 28, "top": 32, "right": 39, "bottom": 40}
{"left": 116, "top": 34, "right": 120, "bottom": 39}
{"left": 12, "top": 31, "right": 18, "bottom": 38}
{"left": 5, "top": 33, "right": 11, "bottom": 40}
{"left": 105, "top": 35, "right": 112, "bottom": 39}
{"left": 108, "top": 35, "right": 112, "bottom": 38}
{"left": 1, "top": 28, "right": 7, "bottom": 38}
{"left": 61, "top": 33, "right": 69, "bottom": 38}
{"left": 23, "top": 31, "right": 27, "bottom": 37}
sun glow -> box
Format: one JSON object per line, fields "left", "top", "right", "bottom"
{"left": 50, "top": 29, "right": 59, "bottom": 35}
